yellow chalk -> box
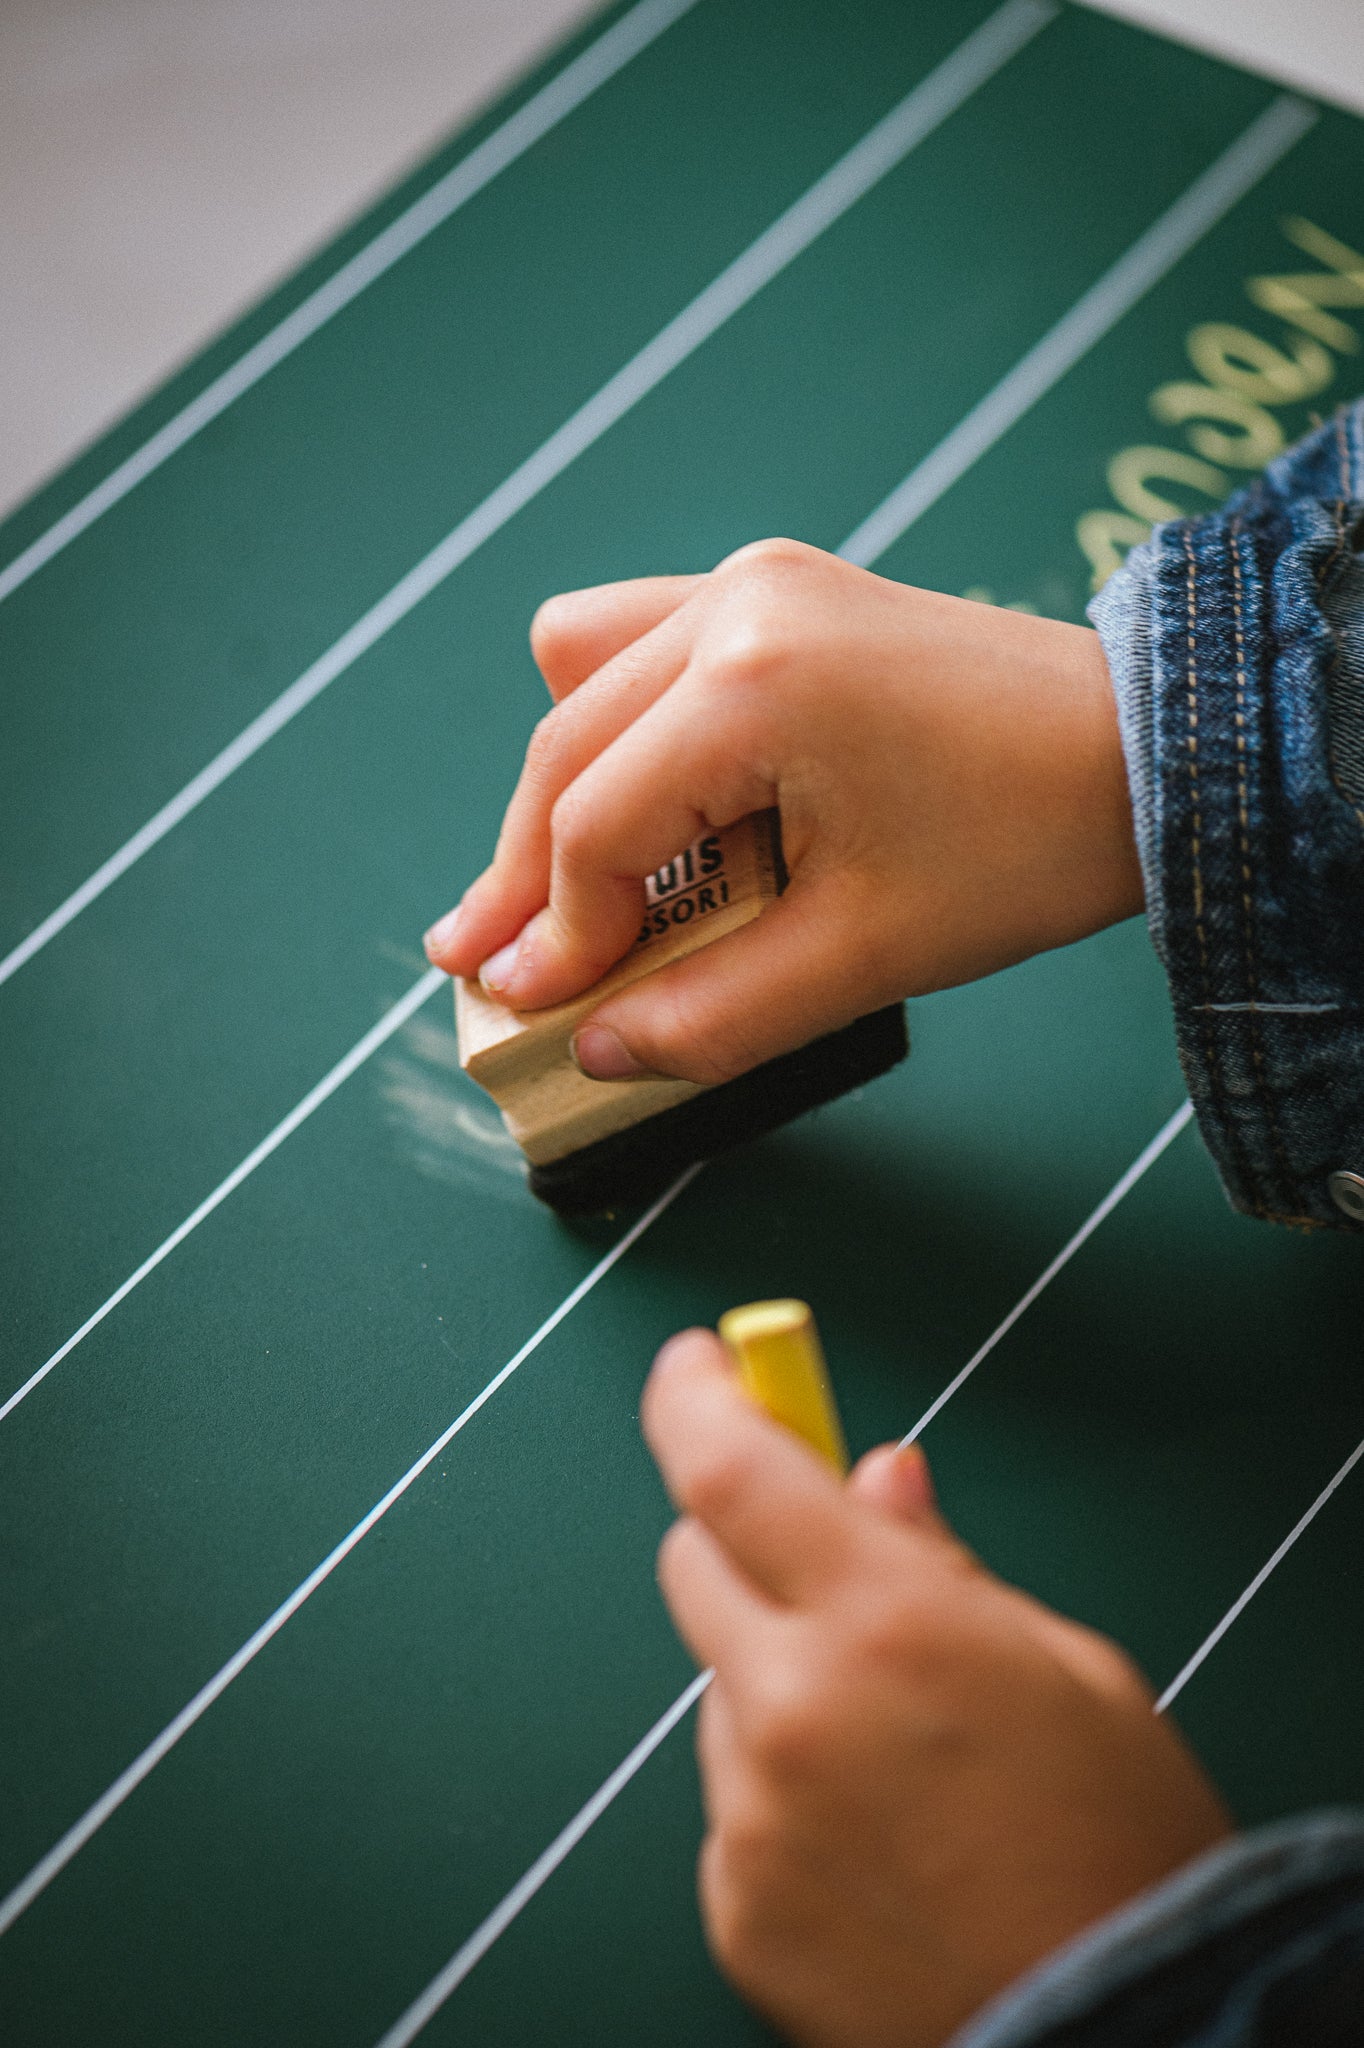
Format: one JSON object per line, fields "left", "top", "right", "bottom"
{"left": 718, "top": 1299, "right": 848, "bottom": 1475}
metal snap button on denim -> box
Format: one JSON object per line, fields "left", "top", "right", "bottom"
{"left": 1328, "top": 1170, "right": 1364, "bottom": 1222}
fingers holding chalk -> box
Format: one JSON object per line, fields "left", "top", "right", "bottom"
{"left": 643, "top": 1324, "right": 854, "bottom": 1606}
{"left": 718, "top": 1299, "right": 848, "bottom": 1475}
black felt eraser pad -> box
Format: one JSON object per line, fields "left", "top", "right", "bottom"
{"left": 528, "top": 1002, "right": 909, "bottom": 1216}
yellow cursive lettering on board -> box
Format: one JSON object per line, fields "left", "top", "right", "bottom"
{"left": 1076, "top": 219, "right": 1364, "bottom": 593}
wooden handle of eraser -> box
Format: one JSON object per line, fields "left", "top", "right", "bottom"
{"left": 455, "top": 811, "right": 782, "bottom": 1167}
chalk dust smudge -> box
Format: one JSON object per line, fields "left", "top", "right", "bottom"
{"left": 377, "top": 1008, "right": 524, "bottom": 1200}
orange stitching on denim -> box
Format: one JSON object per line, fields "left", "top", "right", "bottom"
{"left": 1229, "top": 518, "right": 1295, "bottom": 1208}
{"left": 1183, "top": 532, "right": 1210, "bottom": 981}
{"left": 1228, "top": 521, "right": 1255, "bottom": 983}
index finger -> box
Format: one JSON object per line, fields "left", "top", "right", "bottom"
{"left": 641, "top": 1328, "right": 860, "bottom": 1607}
{"left": 482, "top": 671, "right": 772, "bottom": 1008}
{"left": 532, "top": 575, "right": 701, "bottom": 701}
{"left": 428, "top": 600, "right": 695, "bottom": 982}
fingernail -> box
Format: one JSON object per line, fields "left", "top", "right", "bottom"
{"left": 423, "top": 904, "right": 463, "bottom": 960}
{"left": 479, "top": 937, "right": 523, "bottom": 996}
{"left": 572, "top": 1022, "right": 649, "bottom": 1080}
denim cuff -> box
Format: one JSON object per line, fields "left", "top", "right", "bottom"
{"left": 1091, "top": 402, "right": 1364, "bottom": 1230}
{"left": 1090, "top": 534, "right": 1164, "bottom": 959}
{"left": 948, "top": 1810, "right": 1364, "bottom": 2048}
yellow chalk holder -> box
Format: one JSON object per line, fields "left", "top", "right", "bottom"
{"left": 718, "top": 1299, "right": 849, "bottom": 1475}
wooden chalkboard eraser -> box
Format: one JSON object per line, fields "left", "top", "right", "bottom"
{"left": 455, "top": 812, "right": 782, "bottom": 1166}
{"left": 454, "top": 810, "right": 908, "bottom": 1214}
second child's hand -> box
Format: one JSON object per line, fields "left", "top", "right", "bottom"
{"left": 423, "top": 540, "right": 1143, "bottom": 1084}
{"left": 641, "top": 1329, "right": 1233, "bottom": 2048}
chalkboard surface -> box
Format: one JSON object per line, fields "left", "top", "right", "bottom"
{"left": 2, "top": 2, "right": 1362, "bottom": 2041}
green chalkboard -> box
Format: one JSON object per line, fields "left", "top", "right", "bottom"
{"left": 1, "top": 2, "right": 1361, "bottom": 2041}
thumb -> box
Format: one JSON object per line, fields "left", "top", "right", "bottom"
{"left": 576, "top": 881, "right": 888, "bottom": 1087}
{"left": 848, "top": 1442, "right": 947, "bottom": 1533}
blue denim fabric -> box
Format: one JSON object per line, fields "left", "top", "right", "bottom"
{"left": 948, "top": 1810, "right": 1364, "bottom": 2048}
{"left": 1091, "top": 402, "right": 1364, "bottom": 1230}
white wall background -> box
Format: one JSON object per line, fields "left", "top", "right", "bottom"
{"left": 2, "top": 0, "right": 1362, "bottom": 521}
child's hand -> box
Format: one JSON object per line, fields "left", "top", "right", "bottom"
{"left": 641, "top": 1330, "right": 1232, "bottom": 2048}
{"left": 424, "top": 541, "right": 1143, "bottom": 1084}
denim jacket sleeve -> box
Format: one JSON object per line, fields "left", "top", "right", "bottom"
{"left": 947, "top": 1810, "right": 1364, "bottom": 2048}
{"left": 1090, "top": 401, "right": 1364, "bottom": 1231}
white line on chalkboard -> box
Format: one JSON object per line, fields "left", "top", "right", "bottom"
{"left": 0, "top": 0, "right": 1055, "bottom": 993}
{"left": 375, "top": 1102, "right": 1197, "bottom": 2042}
{"left": 373, "top": 1669, "right": 716, "bottom": 2048}
{"left": 899, "top": 1100, "right": 1194, "bottom": 1445}
{"left": 0, "top": 967, "right": 447, "bottom": 1427}
{"left": 408, "top": 1403, "right": 1364, "bottom": 2047}
{"left": 0, "top": 38, "right": 1307, "bottom": 1967}
{"left": 1157, "top": 1433, "right": 1364, "bottom": 1713}
{"left": 0, "top": 1164, "right": 701, "bottom": 1943}
{"left": 0, "top": 0, "right": 703, "bottom": 610}
{"left": 839, "top": 92, "right": 1317, "bottom": 568}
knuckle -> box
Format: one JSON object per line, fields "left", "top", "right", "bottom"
{"left": 1071, "top": 1623, "right": 1150, "bottom": 1705}
{"left": 522, "top": 710, "right": 564, "bottom": 787}
{"left": 704, "top": 543, "right": 821, "bottom": 692}
{"left": 547, "top": 782, "right": 597, "bottom": 869}
{"left": 704, "top": 598, "right": 790, "bottom": 696}
{"left": 721, "top": 535, "right": 815, "bottom": 578}
{"left": 682, "top": 1444, "right": 755, "bottom": 1527}
{"left": 711, "top": 610, "right": 789, "bottom": 695}
{"left": 649, "top": 1034, "right": 743, "bottom": 1089}
{"left": 747, "top": 1670, "right": 826, "bottom": 1785}
{"left": 637, "top": 983, "right": 766, "bottom": 1087}
{"left": 850, "top": 1599, "right": 917, "bottom": 1676}
{"left": 841, "top": 1589, "right": 957, "bottom": 1700}
{"left": 690, "top": 1013, "right": 767, "bottom": 1086}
